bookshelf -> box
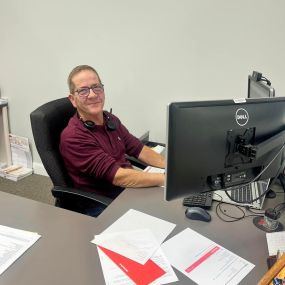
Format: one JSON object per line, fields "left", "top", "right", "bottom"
{"left": 0, "top": 101, "right": 11, "bottom": 168}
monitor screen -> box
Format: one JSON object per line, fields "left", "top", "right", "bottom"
{"left": 165, "top": 98, "right": 285, "bottom": 201}
{"left": 248, "top": 75, "right": 275, "bottom": 98}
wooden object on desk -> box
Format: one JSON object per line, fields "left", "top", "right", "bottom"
{"left": 257, "top": 253, "right": 285, "bottom": 285}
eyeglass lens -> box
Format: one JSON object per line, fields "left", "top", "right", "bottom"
{"left": 77, "top": 85, "right": 104, "bottom": 97}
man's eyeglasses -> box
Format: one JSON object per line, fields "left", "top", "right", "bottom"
{"left": 75, "top": 84, "right": 104, "bottom": 98}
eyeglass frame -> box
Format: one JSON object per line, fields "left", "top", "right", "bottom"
{"left": 74, "top": 83, "right": 105, "bottom": 98}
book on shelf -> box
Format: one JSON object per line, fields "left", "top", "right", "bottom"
{"left": 0, "top": 165, "right": 33, "bottom": 181}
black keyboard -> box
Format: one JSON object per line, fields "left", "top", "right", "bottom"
{"left": 183, "top": 193, "right": 213, "bottom": 209}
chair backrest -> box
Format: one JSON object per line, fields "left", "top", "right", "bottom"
{"left": 30, "top": 98, "right": 75, "bottom": 187}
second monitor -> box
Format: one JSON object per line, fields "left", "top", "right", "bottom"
{"left": 248, "top": 71, "right": 275, "bottom": 98}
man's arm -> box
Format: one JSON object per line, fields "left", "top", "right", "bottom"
{"left": 112, "top": 167, "right": 164, "bottom": 188}
{"left": 137, "top": 146, "right": 165, "bottom": 168}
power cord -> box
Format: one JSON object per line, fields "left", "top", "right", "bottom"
{"left": 261, "top": 76, "right": 271, "bottom": 86}
{"left": 214, "top": 193, "right": 263, "bottom": 222}
{"left": 223, "top": 144, "right": 285, "bottom": 204}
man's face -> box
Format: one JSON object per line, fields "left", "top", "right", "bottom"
{"left": 69, "top": 70, "right": 105, "bottom": 118}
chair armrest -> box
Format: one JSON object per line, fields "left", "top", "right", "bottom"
{"left": 52, "top": 186, "right": 112, "bottom": 206}
{"left": 126, "top": 155, "right": 147, "bottom": 170}
{"left": 126, "top": 141, "right": 166, "bottom": 170}
{"left": 144, "top": 141, "right": 166, "bottom": 148}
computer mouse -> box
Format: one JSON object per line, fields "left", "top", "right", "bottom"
{"left": 185, "top": 207, "right": 211, "bottom": 222}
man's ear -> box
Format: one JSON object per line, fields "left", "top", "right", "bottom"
{"left": 68, "top": 94, "right": 77, "bottom": 108}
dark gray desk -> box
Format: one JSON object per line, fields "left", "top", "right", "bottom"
{"left": 0, "top": 191, "right": 100, "bottom": 285}
{"left": 95, "top": 186, "right": 285, "bottom": 285}
{"left": 0, "top": 187, "right": 284, "bottom": 285}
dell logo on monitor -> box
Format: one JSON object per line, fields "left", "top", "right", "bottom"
{"left": 235, "top": 108, "right": 249, "bottom": 126}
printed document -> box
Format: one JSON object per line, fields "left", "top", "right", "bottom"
{"left": 96, "top": 209, "right": 176, "bottom": 245}
{"left": 93, "top": 229, "right": 159, "bottom": 264}
{"left": 266, "top": 231, "right": 285, "bottom": 256}
{"left": 98, "top": 245, "right": 166, "bottom": 285}
{"left": 0, "top": 225, "right": 41, "bottom": 275}
{"left": 93, "top": 209, "right": 177, "bottom": 284}
{"left": 161, "top": 228, "right": 254, "bottom": 285}
{"left": 9, "top": 134, "right": 32, "bottom": 169}
{"left": 98, "top": 246, "right": 178, "bottom": 285}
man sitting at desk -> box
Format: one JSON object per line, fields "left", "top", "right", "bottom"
{"left": 60, "top": 65, "right": 164, "bottom": 216}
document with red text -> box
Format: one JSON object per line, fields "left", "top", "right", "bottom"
{"left": 161, "top": 228, "right": 254, "bottom": 285}
{"left": 98, "top": 246, "right": 178, "bottom": 285}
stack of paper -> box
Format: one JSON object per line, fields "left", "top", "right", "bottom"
{"left": 91, "top": 209, "right": 178, "bottom": 285}
{"left": 0, "top": 162, "right": 7, "bottom": 169}
{"left": 0, "top": 165, "right": 33, "bottom": 181}
{"left": 93, "top": 209, "right": 256, "bottom": 285}
{"left": 0, "top": 225, "right": 41, "bottom": 275}
{"left": 9, "top": 134, "right": 33, "bottom": 167}
{"left": 0, "top": 134, "right": 33, "bottom": 181}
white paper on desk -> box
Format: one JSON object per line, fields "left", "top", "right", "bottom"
{"left": 98, "top": 246, "right": 178, "bottom": 285}
{"left": 151, "top": 145, "right": 165, "bottom": 154}
{"left": 161, "top": 228, "right": 254, "bottom": 285}
{"left": 93, "top": 229, "right": 160, "bottom": 264}
{"left": 143, "top": 167, "right": 165, "bottom": 188}
{"left": 266, "top": 231, "right": 285, "bottom": 256}
{"left": 0, "top": 225, "right": 41, "bottom": 275}
{"left": 144, "top": 166, "right": 165, "bottom": 174}
{"left": 99, "top": 209, "right": 176, "bottom": 245}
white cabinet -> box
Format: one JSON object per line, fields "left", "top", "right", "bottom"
{"left": 0, "top": 101, "right": 11, "bottom": 167}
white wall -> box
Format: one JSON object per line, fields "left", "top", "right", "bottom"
{"left": 0, "top": 0, "right": 285, "bottom": 171}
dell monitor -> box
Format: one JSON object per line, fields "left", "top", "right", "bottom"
{"left": 165, "top": 98, "right": 285, "bottom": 201}
{"left": 248, "top": 71, "right": 275, "bottom": 98}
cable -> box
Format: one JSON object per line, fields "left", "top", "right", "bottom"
{"left": 245, "top": 205, "right": 265, "bottom": 215}
{"left": 215, "top": 202, "right": 263, "bottom": 223}
{"left": 223, "top": 144, "right": 285, "bottom": 204}
{"left": 204, "top": 142, "right": 285, "bottom": 198}
{"left": 261, "top": 76, "right": 271, "bottom": 86}
{"left": 251, "top": 144, "right": 285, "bottom": 184}
{"left": 274, "top": 202, "right": 285, "bottom": 214}
{"left": 216, "top": 202, "right": 245, "bottom": 222}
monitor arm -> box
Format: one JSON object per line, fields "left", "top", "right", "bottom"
{"left": 237, "top": 129, "right": 285, "bottom": 160}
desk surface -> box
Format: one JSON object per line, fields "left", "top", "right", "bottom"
{"left": 0, "top": 191, "right": 99, "bottom": 285}
{"left": 0, "top": 187, "right": 284, "bottom": 285}
{"left": 95, "top": 186, "right": 285, "bottom": 285}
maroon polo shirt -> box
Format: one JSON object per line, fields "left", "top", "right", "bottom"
{"left": 59, "top": 112, "right": 144, "bottom": 199}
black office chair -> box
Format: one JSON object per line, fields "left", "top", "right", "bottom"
{"left": 30, "top": 98, "right": 112, "bottom": 214}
